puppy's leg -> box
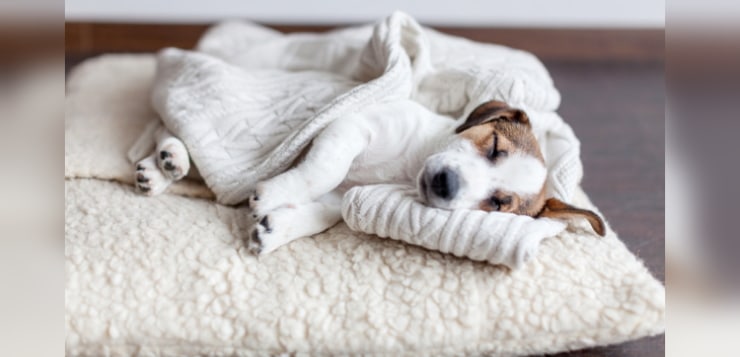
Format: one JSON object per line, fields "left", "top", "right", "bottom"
{"left": 133, "top": 127, "right": 190, "bottom": 196}
{"left": 134, "top": 153, "right": 172, "bottom": 196}
{"left": 249, "top": 118, "right": 368, "bottom": 216}
{"left": 247, "top": 192, "right": 342, "bottom": 255}
{"left": 154, "top": 127, "right": 190, "bottom": 181}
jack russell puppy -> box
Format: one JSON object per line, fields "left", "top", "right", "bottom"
{"left": 135, "top": 100, "right": 605, "bottom": 255}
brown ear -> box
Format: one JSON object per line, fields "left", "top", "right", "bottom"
{"left": 455, "top": 100, "right": 530, "bottom": 134}
{"left": 537, "top": 198, "right": 606, "bottom": 236}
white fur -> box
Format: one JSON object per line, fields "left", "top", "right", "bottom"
{"left": 134, "top": 127, "right": 190, "bottom": 194}
{"left": 248, "top": 100, "right": 455, "bottom": 213}
{"left": 244, "top": 100, "right": 547, "bottom": 254}
{"left": 421, "top": 139, "right": 547, "bottom": 210}
{"left": 245, "top": 100, "right": 457, "bottom": 253}
{"left": 247, "top": 192, "right": 343, "bottom": 255}
{"left": 496, "top": 154, "right": 548, "bottom": 194}
{"left": 154, "top": 128, "right": 190, "bottom": 180}
{"left": 133, "top": 154, "right": 172, "bottom": 196}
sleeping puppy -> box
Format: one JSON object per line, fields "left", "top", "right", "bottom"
{"left": 135, "top": 100, "right": 605, "bottom": 255}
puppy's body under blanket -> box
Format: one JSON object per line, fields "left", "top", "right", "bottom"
{"left": 146, "top": 11, "right": 581, "bottom": 206}
{"left": 139, "top": 12, "right": 583, "bottom": 266}
{"left": 68, "top": 52, "right": 570, "bottom": 268}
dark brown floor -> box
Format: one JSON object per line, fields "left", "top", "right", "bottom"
{"left": 552, "top": 60, "right": 665, "bottom": 283}
{"left": 65, "top": 55, "right": 665, "bottom": 357}
{"left": 545, "top": 60, "right": 665, "bottom": 356}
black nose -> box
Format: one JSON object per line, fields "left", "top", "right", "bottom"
{"left": 430, "top": 168, "right": 459, "bottom": 200}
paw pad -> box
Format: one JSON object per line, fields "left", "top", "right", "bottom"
{"left": 134, "top": 156, "right": 171, "bottom": 196}
{"left": 259, "top": 216, "right": 272, "bottom": 233}
{"left": 156, "top": 148, "right": 188, "bottom": 181}
{"left": 248, "top": 229, "right": 263, "bottom": 254}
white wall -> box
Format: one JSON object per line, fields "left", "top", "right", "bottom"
{"left": 65, "top": 0, "right": 665, "bottom": 28}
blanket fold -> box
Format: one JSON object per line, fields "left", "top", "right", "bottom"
{"left": 148, "top": 11, "right": 582, "bottom": 206}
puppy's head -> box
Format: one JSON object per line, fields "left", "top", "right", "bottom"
{"left": 418, "top": 100, "right": 605, "bottom": 236}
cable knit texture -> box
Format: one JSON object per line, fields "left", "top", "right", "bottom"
{"left": 147, "top": 12, "right": 580, "bottom": 205}
{"left": 342, "top": 184, "right": 566, "bottom": 269}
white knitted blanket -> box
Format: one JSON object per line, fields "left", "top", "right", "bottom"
{"left": 141, "top": 12, "right": 585, "bottom": 267}
{"left": 147, "top": 11, "right": 582, "bottom": 206}
{"left": 342, "top": 185, "right": 566, "bottom": 268}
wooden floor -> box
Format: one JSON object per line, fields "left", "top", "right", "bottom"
{"left": 65, "top": 24, "right": 665, "bottom": 357}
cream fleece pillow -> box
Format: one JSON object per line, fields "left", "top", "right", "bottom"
{"left": 65, "top": 54, "right": 665, "bottom": 356}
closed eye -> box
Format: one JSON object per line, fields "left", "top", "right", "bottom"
{"left": 489, "top": 195, "right": 512, "bottom": 211}
{"left": 487, "top": 133, "right": 508, "bottom": 161}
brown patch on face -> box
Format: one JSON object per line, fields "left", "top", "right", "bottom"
{"left": 456, "top": 100, "right": 530, "bottom": 133}
{"left": 458, "top": 120, "right": 544, "bottom": 164}
{"left": 454, "top": 104, "right": 605, "bottom": 235}
{"left": 478, "top": 187, "right": 547, "bottom": 217}
{"left": 456, "top": 100, "right": 549, "bottom": 217}
{"left": 456, "top": 101, "right": 544, "bottom": 163}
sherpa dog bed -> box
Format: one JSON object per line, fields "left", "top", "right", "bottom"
{"left": 65, "top": 14, "right": 665, "bottom": 357}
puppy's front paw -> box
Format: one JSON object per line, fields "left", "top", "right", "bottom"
{"left": 134, "top": 156, "right": 171, "bottom": 196}
{"left": 156, "top": 142, "right": 190, "bottom": 181}
{"left": 247, "top": 215, "right": 275, "bottom": 255}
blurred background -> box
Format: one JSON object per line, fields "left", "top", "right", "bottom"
{"left": 64, "top": 0, "right": 665, "bottom": 62}
{"left": 0, "top": 0, "right": 63, "bottom": 356}
{"left": 64, "top": 0, "right": 665, "bottom": 27}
